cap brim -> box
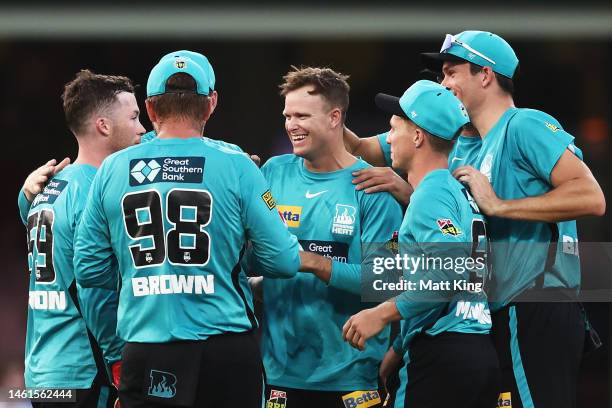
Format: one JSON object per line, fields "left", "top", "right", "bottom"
{"left": 375, "top": 93, "right": 407, "bottom": 119}
{"left": 420, "top": 52, "right": 466, "bottom": 72}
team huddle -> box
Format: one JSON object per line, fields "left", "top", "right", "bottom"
{"left": 19, "top": 31, "right": 605, "bottom": 408}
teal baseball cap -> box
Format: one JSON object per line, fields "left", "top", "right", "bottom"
{"left": 146, "top": 55, "right": 212, "bottom": 97}
{"left": 421, "top": 31, "right": 519, "bottom": 79}
{"left": 375, "top": 80, "right": 470, "bottom": 140}
{"left": 160, "top": 50, "right": 215, "bottom": 92}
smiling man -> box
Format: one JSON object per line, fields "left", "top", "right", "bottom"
{"left": 258, "top": 66, "right": 402, "bottom": 408}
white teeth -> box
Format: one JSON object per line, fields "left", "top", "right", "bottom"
{"left": 292, "top": 135, "right": 307, "bottom": 141}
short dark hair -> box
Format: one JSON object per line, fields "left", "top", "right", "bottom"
{"left": 469, "top": 63, "right": 515, "bottom": 95}
{"left": 426, "top": 132, "right": 454, "bottom": 155}
{"left": 62, "top": 69, "right": 135, "bottom": 135}
{"left": 146, "top": 73, "right": 210, "bottom": 125}
{"left": 279, "top": 66, "right": 350, "bottom": 121}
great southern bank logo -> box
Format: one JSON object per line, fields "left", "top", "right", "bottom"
{"left": 129, "top": 157, "right": 205, "bottom": 186}
{"left": 131, "top": 160, "right": 161, "bottom": 184}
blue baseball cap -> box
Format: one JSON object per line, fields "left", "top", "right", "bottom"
{"left": 421, "top": 31, "right": 519, "bottom": 79}
{"left": 160, "top": 50, "right": 215, "bottom": 92}
{"left": 375, "top": 80, "right": 470, "bottom": 140}
{"left": 146, "top": 55, "right": 212, "bottom": 97}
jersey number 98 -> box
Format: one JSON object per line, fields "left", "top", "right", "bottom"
{"left": 121, "top": 189, "right": 212, "bottom": 268}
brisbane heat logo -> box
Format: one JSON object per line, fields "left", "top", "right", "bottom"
{"left": 148, "top": 370, "right": 177, "bottom": 399}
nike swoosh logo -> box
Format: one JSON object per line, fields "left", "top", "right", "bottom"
{"left": 451, "top": 157, "right": 464, "bottom": 162}
{"left": 305, "top": 190, "right": 328, "bottom": 199}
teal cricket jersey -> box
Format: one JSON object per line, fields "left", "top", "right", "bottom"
{"left": 141, "top": 130, "right": 244, "bottom": 153}
{"left": 471, "top": 108, "right": 583, "bottom": 309}
{"left": 259, "top": 154, "right": 403, "bottom": 391}
{"left": 448, "top": 135, "right": 482, "bottom": 173}
{"left": 393, "top": 169, "right": 491, "bottom": 407}
{"left": 74, "top": 137, "right": 300, "bottom": 343}
{"left": 18, "top": 164, "right": 122, "bottom": 388}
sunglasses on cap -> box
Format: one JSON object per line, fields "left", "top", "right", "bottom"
{"left": 440, "top": 34, "right": 496, "bottom": 65}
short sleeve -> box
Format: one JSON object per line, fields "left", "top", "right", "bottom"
{"left": 509, "top": 114, "right": 576, "bottom": 183}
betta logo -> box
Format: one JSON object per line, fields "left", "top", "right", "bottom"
{"left": 174, "top": 59, "right": 186, "bottom": 69}
{"left": 148, "top": 370, "right": 177, "bottom": 398}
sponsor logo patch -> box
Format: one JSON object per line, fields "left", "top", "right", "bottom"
{"left": 148, "top": 369, "right": 177, "bottom": 398}
{"left": 261, "top": 190, "right": 276, "bottom": 210}
{"left": 267, "top": 389, "right": 287, "bottom": 408}
{"left": 31, "top": 179, "right": 68, "bottom": 208}
{"left": 277, "top": 205, "right": 302, "bottom": 228}
{"left": 497, "top": 392, "right": 512, "bottom": 407}
{"left": 545, "top": 122, "right": 560, "bottom": 132}
{"left": 437, "top": 218, "right": 462, "bottom": 236}
{"left": 332, "top": 204, "right": 356, "bottom": 236}
{"left": 129, "top": 157, "right": 204, "bottom": 186}
{"left": 341, "top": 390, "right": 381, "bottom": 408}
{"left": 300, "top": 240, "right": 349, "bottom": 263}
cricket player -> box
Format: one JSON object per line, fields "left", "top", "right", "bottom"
{"left": 342, "top": 80, "right": 499, "bottom": 408}
{"left": 74, "top": 53, "right": 301, "bottom": 408}
{"left": 419, "top": 30, "right": 605, "bottom": 408}
{"left": 18, "top": 70, "right": 144, "bottom": 407}
{"left": 259, "top": 66, "right": 403, "bottom": 408}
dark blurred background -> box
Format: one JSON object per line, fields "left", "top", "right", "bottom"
{"left": 1, "top": 1, "right": 611, "bottom": 406}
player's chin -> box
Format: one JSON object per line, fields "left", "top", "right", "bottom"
{"left": 292, "top": 145, "right": 309, "bottom": 157}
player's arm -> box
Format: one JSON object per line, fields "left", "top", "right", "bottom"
{"left": 239, "top": 157, "right": 300, "bottom": 278}
{"left": 70, "top": 187, "right": 123, "bottom": 382}
{"left": 352, "top": 167, "right": 413, "bottom": 206}
{"left": 17, "top": 158, "right": 71, "bottom": 224}
{"left": 77, "top": 283, "right": 123, "bottom": 379}
{"left": 74, "top": 166, "right": 118, "bottom": 290}
{"left": 453, "top": 116, "right": 605, "bottom": 221}
{"left": 343, "top": 126, "right": 388, "bottom": 167}
{"left": 343, "top": 190, "right": 464, "bottom": 349}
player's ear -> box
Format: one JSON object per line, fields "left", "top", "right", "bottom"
{"left": 329, "top": 107, "right": 342, "bottom": 129}
{"left": 205, "top": 91, "right": 218, "bottom": 120}
{"left": 145, "top": 100, "right": 158, "bottom": 124}
{"left": 413, "top": 127, "right": 425, "bottom": 148}
{"left": 95, "top": 117, "right": 111, "bottom": 137}
{"left": 481, "top": 66, "right": 495, "bottom": 88}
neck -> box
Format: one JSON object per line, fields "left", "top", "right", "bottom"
{"left": 303, "top": 131, "right": 356, "bottom": 172}
{"left": 406, "top": 152, "right": 448, "bottom": 189}
{"left": 469, "top": 92, "right": 514, "bottom": 139}
{"left": 73, "top": 134, "right": 112, "bottom": 168}
{"left": 156, "top": 120, "right": 205, "bottom": 139}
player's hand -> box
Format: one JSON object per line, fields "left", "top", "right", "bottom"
{"left": 342, "top": 308, "right": 388, "bottom": 351}
{"left": 298, "top": 252, "right": 332, "bottom": 283}
{"left": 352, "top": 167, "right": 413, "bottom": 206}
{"left": 452, "top": 165, "right": 501, "bottom": 216}
{"left": 111, "top": 361, "right": 122, "bottom": 408}
{"left": 379, "top": 346, "right": 402, "bottom": 394}
{"left": 249, "top": 154, "right": 261, "bottom": 167}
{"left": 23, "top": 158, "right": 71, "bottom": 202}
{"left": 248, "top": 276, "right": 264, "bottom": 303}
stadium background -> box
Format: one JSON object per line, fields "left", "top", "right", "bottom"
{"left": 0, "top": 1, "right": 610, "bottom": 406}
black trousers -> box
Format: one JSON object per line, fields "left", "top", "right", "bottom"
{"left": 400, "top": 332, "right": 500, "bottom": 408}
{"left": 119, "top": 331, "right": 263, "bottom": 408}
{"left": 491, "top": 302, "right": 585, "bottom": 408}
